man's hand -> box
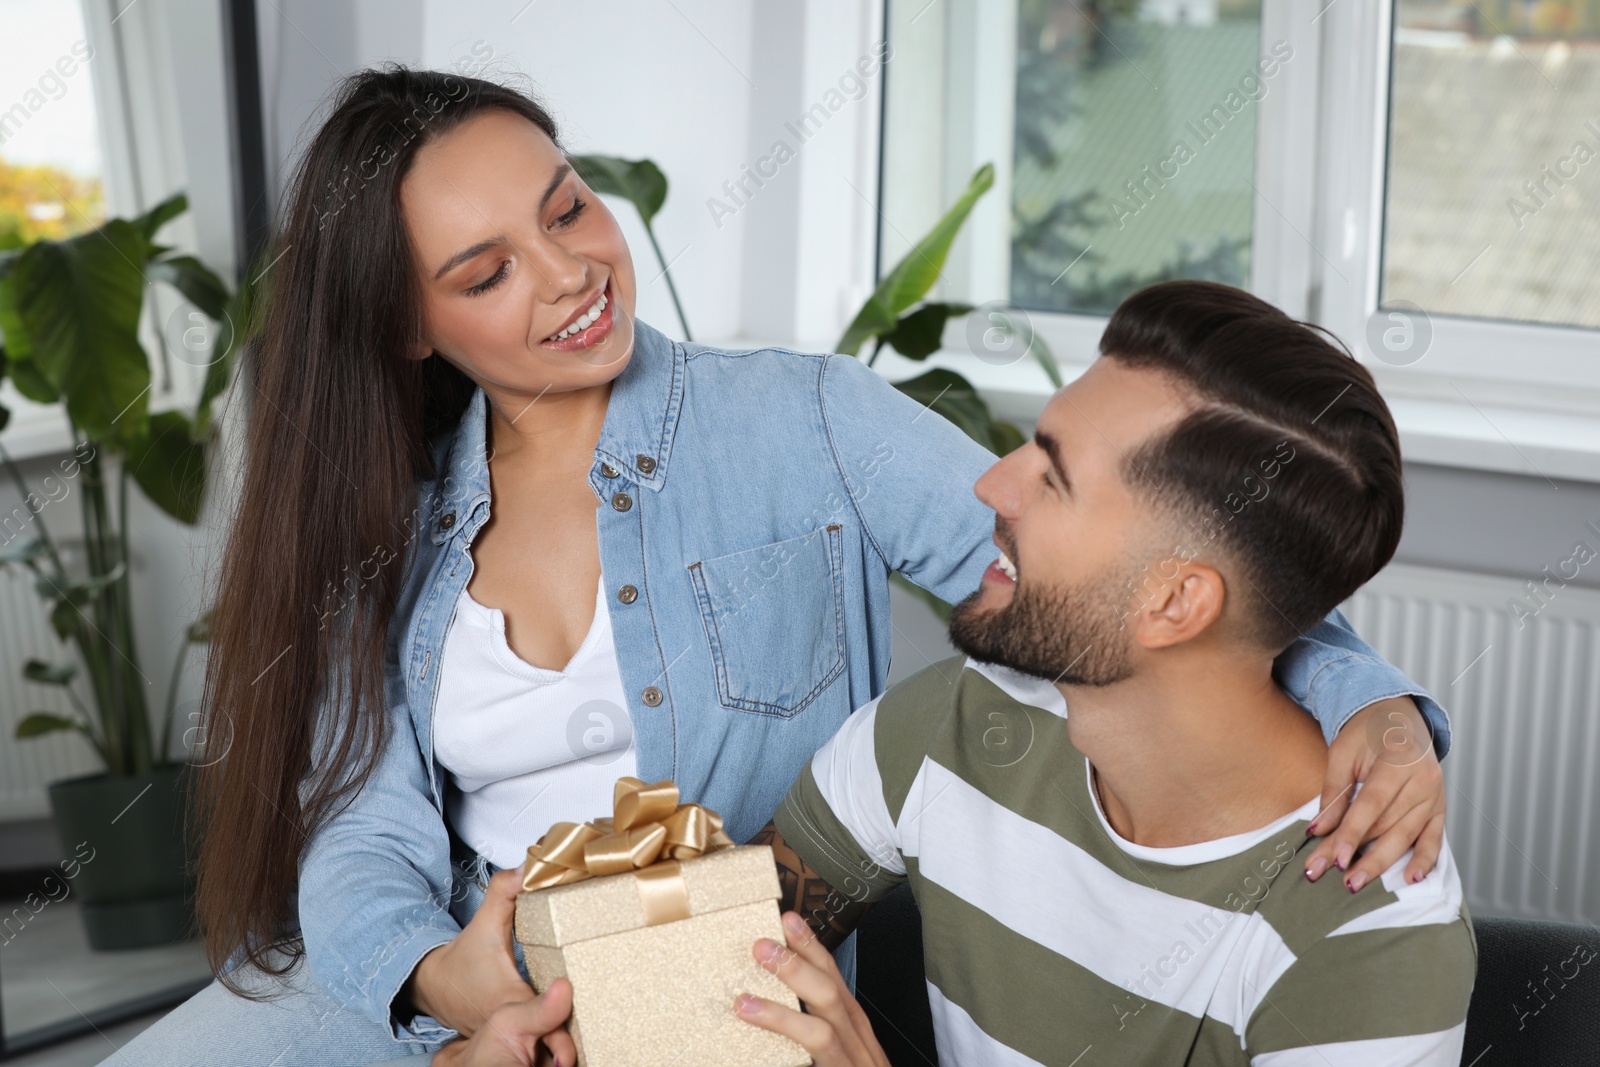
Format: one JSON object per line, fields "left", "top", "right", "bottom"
{"left": 734, "top": 911, "right": 889, "bottom": 1067}
{"left": 1306, "top": 697, "right": 1446, "bottom": 891}
{"left": 431, "top": 979, "right": 574, "bottom": 1067}
{"left": 405, "top": 869, "right": 540, "bottom": 1039}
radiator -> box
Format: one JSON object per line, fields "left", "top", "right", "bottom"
{"left": 1343, "top": 562, "right": 1600, "bottom": 926}
{"left": 0, "top": 564, "right": 101, "bottom": 820}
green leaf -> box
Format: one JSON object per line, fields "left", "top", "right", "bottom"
{"left": 879, "top": 302, "right": 975, "bottom": 362}
{"left": 126, "top": 410, "right": 210, "bottom": 524}
{"left": 0, "top": 219, "right": 151, "bottom": 444}
{"left": 892, "top": 368, "right": 1001, "bottom": 453}
{"left": 15, "top": 712, "right": 87, "bottom": 740}
{"left": 195, "top": 271, "right": 256, "bottom": 433}
{"left": 836, "top": 164, "right": 995, "bottom": 355}
{"left": 23, "top": 659, "right": 77, "bottom": 686}
{"left": 50, "top": 597, "right": 79, "bottom": 641}
{"left": 835, "top": 297, "right": 898, "bottom": 357}
{"left": 149, "top": 254, "right": 230, "bottom": 320}
{"left": 569, "top": 155, "right": 668, "bottom": 226}
{"left": 990, "top": 418, "right": 1027, "bottom": 456}
{"left": 3, "top": 348, "right": 60, "bottom": 403}
{"left": 132, "top": 193, "right": 188, "bottom": 246}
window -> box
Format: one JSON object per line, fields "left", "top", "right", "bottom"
{"left": 1381, "top": 0, "right": 1600, "bottom": 331}
{"left": 0, "top": 0, "right": 107, "bottom": 248}
{"left": 880, "top": 0, "right": 1600, "bottom": 479}
{"left": 1010, "top": 0, "right": 1267, "bottom": 317}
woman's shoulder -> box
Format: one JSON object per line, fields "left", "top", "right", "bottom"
{"left": 679, "top": 339, "right": 898, "bottom": 407}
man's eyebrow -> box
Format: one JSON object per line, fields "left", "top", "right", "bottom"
{"left": 431, "top": 163, "right": 575, "bottom": 281}
{"left": 1034, "top": 429, "right": 1070, "bottom": 490}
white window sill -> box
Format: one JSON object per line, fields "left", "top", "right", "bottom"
{"left": 0, "top": 391, "right": 74, "bottom": 463}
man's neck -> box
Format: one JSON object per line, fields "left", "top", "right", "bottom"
{"left": 1058, "top": 653, "right": 1328, "bottom": 848}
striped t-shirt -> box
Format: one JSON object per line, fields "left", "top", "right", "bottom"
{"left": 774, "top": 655, "right": 1477, "bottom": 1066}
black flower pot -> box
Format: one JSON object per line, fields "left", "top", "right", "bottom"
{"left": 46, "top": 764, "right": 194, "bottom": 951}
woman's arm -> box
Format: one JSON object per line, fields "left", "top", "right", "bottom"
{"left": 295, "top": 683, "right": 473, "bottom": 1045}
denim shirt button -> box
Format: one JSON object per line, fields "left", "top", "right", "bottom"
{"left": 612, "top": 492, "right": 633, "bottom": 512}
{"left": 617, "top": 584, "right": 638, "bottom": 604}
{"left": 641, "top": 686, "right": 663, "bottom": 706}
{"left": 600, "top": 462, "right": 619, "bottom": 478}
{"left": 636, "top": 454, "right": 656, "bottom": 474}
{"left": 439, "top": 512, "right": 456, "bottom": 530}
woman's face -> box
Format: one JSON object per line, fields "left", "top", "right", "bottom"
{"left": 401, "top": 108, "right": 637, "bottom": 398}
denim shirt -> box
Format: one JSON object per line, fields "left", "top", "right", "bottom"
{"left": 292, "top": 317, "right": 1450, "bottom": 1044}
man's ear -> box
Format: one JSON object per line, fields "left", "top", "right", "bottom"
{"left": 1130, "top": 563, "right": 1226, "bottom": 650}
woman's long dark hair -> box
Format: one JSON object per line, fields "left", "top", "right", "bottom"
{"left": 196, "top": 67, "right": 562, "bottom": 989}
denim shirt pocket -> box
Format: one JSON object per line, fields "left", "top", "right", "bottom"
{"left": 688, "top": 523, "right": 847, "bottom": 718}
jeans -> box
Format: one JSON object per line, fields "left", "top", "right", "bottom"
{"left": 103, "top": 948, "right": 442, "bottom": 1066}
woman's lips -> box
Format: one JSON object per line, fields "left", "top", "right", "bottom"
{"left": 541, "top": 281, "right": 615, "bottom": 351}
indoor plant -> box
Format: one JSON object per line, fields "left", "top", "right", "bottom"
{"left": 0, "top": 192, "right": 240, "bottom": 949}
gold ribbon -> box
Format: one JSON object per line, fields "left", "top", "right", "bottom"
{"left": 520, "top": 777, "right": 735, "bottom": 926}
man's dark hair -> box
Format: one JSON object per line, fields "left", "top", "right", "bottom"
{"left": 1101, "top": 280, "right": 1403, "bottom": 651}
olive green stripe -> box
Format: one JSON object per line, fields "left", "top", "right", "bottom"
{"left": 917, "top": 667, "right": 1372, "bottom": 923}
{"left": 914, "top": 877, "right": 1243, "bottom": 1067}
{"left": 871, "top": 656, "right": 966, "bottom": 822}
{"left": 1246, "top": 911, "right": 1476, "bottom": 1053}
{"left": 773, "top": 767, "right": 904, "bottom": 903}
{"left": 1250, "top": 860, "right": 1401, "bottom": 956}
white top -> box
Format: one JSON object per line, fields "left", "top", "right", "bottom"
{"left": 433, "top": 574, "right": 638, "bottom": 870}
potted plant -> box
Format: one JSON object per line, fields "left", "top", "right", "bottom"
{"left": 0, "top": 193, "right": 241, "bottom": 950}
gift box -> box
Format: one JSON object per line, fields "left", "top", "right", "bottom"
{"left": 514, "top": 778, "right": 810, "bottom": 1067}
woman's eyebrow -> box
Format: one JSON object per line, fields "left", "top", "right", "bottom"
{"left": 431, "top": 163, "right": 575, "bottom": 280}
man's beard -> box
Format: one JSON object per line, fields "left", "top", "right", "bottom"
{"left": 948, "top": 564, "right": 1138, "bottom": 687}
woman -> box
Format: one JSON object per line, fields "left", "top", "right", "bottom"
{"left": 113, "top": 68, "right": 1448, "bottom": 1066}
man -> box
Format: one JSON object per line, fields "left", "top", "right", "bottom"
{"left": 733, "top": 280, "right": 1477, "bottom": 1065}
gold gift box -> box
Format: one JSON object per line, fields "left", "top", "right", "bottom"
{"left": 515, "top": 842, "right": 810, "bottom": 1067}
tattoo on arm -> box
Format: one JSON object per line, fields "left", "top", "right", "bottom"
{"left": 749, "top": 822, "right": 874, "bottom": 952}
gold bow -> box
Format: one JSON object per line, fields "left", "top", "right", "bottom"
{"left": 520, "top": 777, "right": 735, "bottom": 926}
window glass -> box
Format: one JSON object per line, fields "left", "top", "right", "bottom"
{"left": 1382, "top": 0, "right": 1600, "bottom": 329}
{"left": 1011, "top": 0, "right": 1265, "bottom": 317}
{"left": 0, "top": 0, "right": 106, "bottom": 250}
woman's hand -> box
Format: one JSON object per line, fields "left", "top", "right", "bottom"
{"left": 406, "top": 869, "right": 544, "bottom": 1039}
{"left": 1306, "top": 697, "right": 1446, "bottom": 891}
{"left": 735, "top": 911, "right": 889, "bottom": 1067}
{"left": 431, "top": 979, "right": 574, "bottom": 1067}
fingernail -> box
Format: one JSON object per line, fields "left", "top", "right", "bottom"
{"left": 783, "top": 912, "right": 807, "bottom": 936}
{"left": 735, "top": 994, "right": 760, "bottom": 1017}
{"left": 1305, "top": 819, "right": 1318, "bottom": 836}
{"left": 1346, "top": 872, "right": 1367, "bottom": 893}
{"left": 1335, "top": 845, "right": 1353, "bottom": 871}
{"left": 755, "top": 938, "right": 780, "bottom": 962}
{"left": 1305, "top": 856, "right": 1328, "bottom": 881}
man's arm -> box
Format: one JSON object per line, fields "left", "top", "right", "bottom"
{"left": 749, "top": 821, "right": 875, "bottom": 952}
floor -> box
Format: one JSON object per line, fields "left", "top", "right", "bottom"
{"left": 2, "top": 900, "right": 209, "bottom": 1064}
